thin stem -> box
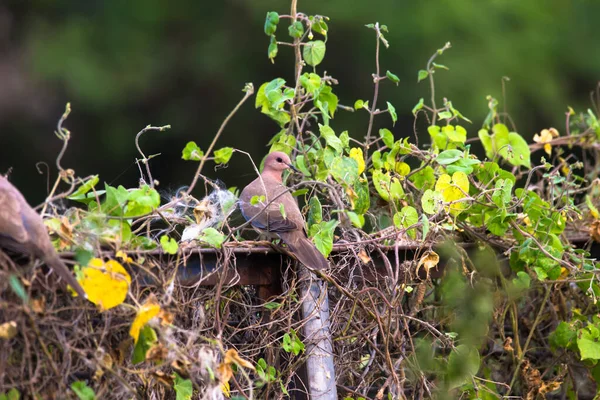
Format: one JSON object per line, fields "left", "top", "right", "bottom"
{"left": 134, "top": 124, "right": 171, "bottom": 188}
{"left": 364, "top": 23, "right": 382, "bottom": 156}
{"left": 187, "top": 84, "right": 254, "bottom": 195}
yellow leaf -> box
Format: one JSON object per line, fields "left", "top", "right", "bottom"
{"left": 224, "top": 348, "right": 255, "bottom": 370}
{"left": 349, "top": 147, "right": 365, "bottom": 174}
{"left": 79, "top": 258, "right": 131, "bottom": 311}
{"left": 415, "top": 251, "right": 440, "bottom": 279}
{"left": 221, "top": 380, "right": 231, "bottom": 397}
{"left": 217, "top": 363, "right": 233, "bottom": 385}
{"left": 116, "top": 250, "right": 133, "bottom": 263}
{"left": 0, "top": 321, "right": 17, "bottom": 340}
{"left": 129, "top": 295, "right": 161, "bottom": 343}
{"left": 434, "top": 172, "right": 470, "bottom": 215}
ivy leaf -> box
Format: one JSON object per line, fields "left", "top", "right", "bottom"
{"left": 198, "top": 228, "right": 225, "bottom": 249}
{"left": 387, "top": 102, "right": 397, "bottom": 126}
{"left": 349, "top": 148, "right": 365, "bottom": 174}
{"left": 214, "top": 147, "right": 234, "bottom": 164}
{"left": 319, "top": 124, "right": 343, "bottom": 153}
{"left": 446, "top": 345, "right": 480, "bottom": 389}
{"left": 80, "top": 258, "right": 131, "bottom": 311}
{"left": 491, "top": 178, "right": 514, "bottom": 208}
{"left": 410, "top": 166, "right": 435, "bottom": 191}
{"left": 353, "top": 178, "right": 371, "bottom": 214}
{"left": 288, "top": 21, "right": 304, "bottom": 38}
{"left": 132, "top": 325, "right": 157, "bottom": 364}
{"left": 438, "top": 111, "right": 453, "bottom": 120}
{"left": 412, "top": 98, "right": 424, "bottom": 115}
{"left": 417, "top": 69, "right": 429, "bottom": 82}
{"left": 386, "top": 70, "right": 400, "bottom": 85}
{"left": 444, "top": 125, "right": 467, "bottom": 144}
{"left": 436, "top": 149, "right": 463, "bottom": 165}
{"left": 264, "top": 12, "right": 279, "bottom": 36}
{"left": 160, "top": 235, "right": 178, "bottom": 255}
{"left": 345, "top": 211, "right": 365, "bottom": 228}
{"left": 181, "top": 141, "right": 204, "bottom": 161}
{"left": 578, "top": 326, "right": 600, "bottom": 361}
{"left": 308, "top": 219, "right": 339, "bottom": 257}
{"left": 379, "top": 128, "right": 394, "bottom": 148}
{"left": 300, "top": 73, "right": 321, "bottom": 95}
{"left": 421, "top": 189, "right": 443, "bottom": 215}
{"left": 330, "top": 157, "right": 359, "bottom": 186}
{"left": 393, "top": 206, "right": 419, "bottom": 239}
{"left": 303, "top": 40, "right": 326, "bottom": 67}
{"left": 435, "top": 172, "right": 470, "bottom": 215}
{"left": 173, "top": 373, "right": 193, "bottom": 400}
{"left": 282, "top": 329, "right": 305, "bottom": 355}
{"left": 504, "top": 132, "right": 531, "bottom": 168}
{"left": 268, "top": 36, "right": 278, "bottom": 62}
{"left": 295, "top": 155, "right": 312, "bottom": 176}
{"left": 307, "top": 196, "right": 323, "bottom": 227}
{"left": 421, "top": 214, "right": 430, "bottom": 240}
{"left": 372, "top": 169, "right": 404, "bottom": 202}
{"left": 549, "top": 321, "right": 576, "bottom": 349}
{"left": 71, "top": 381, "right": 97, "bottom": 400}
{"left": 68, "top": 175, "right": 100, "bottom": 201}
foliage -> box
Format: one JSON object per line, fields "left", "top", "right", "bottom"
{"left": 1, "top": 1, "right": 600, "bottom": 399}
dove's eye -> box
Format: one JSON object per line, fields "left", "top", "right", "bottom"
{"left": 276, "top": 157, "right": 283, "bottom": 163}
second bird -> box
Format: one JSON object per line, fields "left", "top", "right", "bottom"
{"left": 240, "top": 152, "right": 329, "bottom": 270}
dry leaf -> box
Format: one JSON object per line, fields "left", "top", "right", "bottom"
{"left": 0, "top": 321, "right": 17, "bottom": 340}
{"left": 415, "top": 251, "right": 440, "bottom": 279}
{"left": 358, "top": 249, "right": 371, "bottom": 264}
{"left": 590, "top": 220, "right": 600, "bottom": 243}
{"left": 129, "top": 295, "right": 161, "bottom": 343}
{"left": 79, "top": 258, "right": 131, "bottom": 311}
{"left": 146, "top": 343, "right": 169, "bottom": 363}
{"left": 116, "top": 250, "right": 133, "bottom": 264}
{"left": 31, "top": 297, "right": 46, "bottom": 314}
{"left": 503, "top": 337, "right": 514, "bottom": 352}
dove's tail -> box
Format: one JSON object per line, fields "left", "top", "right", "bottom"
{"left": 278, "top": 231, "right": 329, "bottom": 270}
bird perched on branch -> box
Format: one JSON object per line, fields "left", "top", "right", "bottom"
{"left": 0, "top": 175, "right": 87, "bottom": 299}
{"left": 240, "top": 151, "right": 328, "bottom": 270}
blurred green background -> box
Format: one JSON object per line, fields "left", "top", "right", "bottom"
{"left": 1, "top": 0, "right": 598, "bottom": 203}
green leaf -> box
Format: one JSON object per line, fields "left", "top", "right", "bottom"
{"left": 132, "top": 325, "right": 157, "bottom": 364}
{"left": 102, "top": 184, "right": 130, "bottom": 216}
{"left": 417, "top": 69, "right": 429, "bottom": 82}
{"left": 412, "top": 98, "right": 424, "bottom": 115}
{"left": 549, "top": 321, "right": 576, "bottom": 349}
{"left": 578, "top": 326, "right": 600, "bottom": 360}
{"left": 214, "top": 147, "right": 234, "bottom": 164}
{"left": 303, "top": 40, "right": 326, "bottom": 67}
{"left": 446, "top": 345, "right": 480, "bottom": 389}
{"left": 264, "top": 301, "right": 282, "bottom": 310}
{"left": 436, "top": 149, "right": 463, "bottom": 165}
{"left": 491, "top": 178, "right": 514, "bottom": 208}
{"left": 421, "top": 214, "right": 430, "bottom": 240}
{"left": 198, "top": 228, "right": 225, "bottom": 249}
{"left": 181, "top": 141, "right": 204, "bottom": 161}
{"left": 330, "top": 157, "right": 359, "bottom": 186}
{"left": 345, "top": 211, "right": 365, "bottom": 228}
{"left": 421, "top": 189, "right": 443, "bottom": 215}
{"left": 512, "top": 271, "right": 531, "bottom": 291}
{"left": 282, "top": 329, "right": 305, "bottom": 355}
{"left": 432, "top": 62, "right": 449, "bottom": 70}
{"left": 393, "top": 206, "right": 419, "bottom": 239}
{"left": 379, "top": 128, "right": 394, "bottom": 148}
{"left": 444, "top": 125, "right": 467, "bottom": 144}
{"left": 68, "top": 175, "right": 100, "bottom": 200}
{"left": 504, "top": 131, "right": 531, "bottom": 168}
{"left": 71, "top": 381, "right": 97, "bottom": 400}
{"left": 268, "top": 35, "right": 278, "bottom": 62}
{"left": 173, "top": 372, "right": 193, "bottom": 400}
{"left": 125, "top": 185, "right": 160, "bottom": 217}
{"left": 372, "top": 169, "right": 404, "bottom": 202}
{"left": 288, "top": 21, "right": 304, "bottom": 38}
{"left": 319, "top": 124, "right": 343, "bottom": 153}
{"left": 9, "top": 275, "right": 27, "bottom": 302}
{"left": 308, "top": 219, "right": 339, "bottom": 257}
{"left": 315, "top": 85, "right": 338, "bottom": 118}
{"left": 2, "top": 389, "right": 20, "bottom": 400}
{"left": 353, "top": 178, "right": 371, "bottom": 214}
{"left": 250, "top": 195, "right": 266, "bottom": 205}
{"left": 160, "top": 235, "right": 178, "bottom": 255}
{"left": 295, "top": 155, "right": 312, "bottom": 176}
{"left": 300, "top": 73, "right": 321, "bottom": 95}
{"left": 386, "top": 70, "right": 400, "bottom": 85}
{"left": 310, "top": 16, "right": 328, "bottom": 36}
{"left": 279, "top": 203, "right": 287, "bottom": 220}
{"left": 438, "top": 110, "right": 452, "bottom": 120}
{"left": 264, "top": 12, "right": 279, "bottom": 36}
{"left": 269, "top": 133, "right": 296, "bottom": 155}
{"left": 307, "top": 196, "right": 322, "bottom": 227}
{"left": 487, "top": 213, "right": 510, "bottom": 236}
{"left": 409, "top": 166, "right": 435, "bottom": 191}
{"left": 386, "top": 102, "right": 397, "bottom": 126}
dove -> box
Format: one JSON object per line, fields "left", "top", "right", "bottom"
{"left": 0, "top": 175, "right": 87, "bottom": 299}
{"left": 240, "top": 152, "right": 328, "bottom": 270}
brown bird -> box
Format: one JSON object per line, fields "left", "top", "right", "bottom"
{"left": 0, "top": 175, "right": 87, "bottom": 299}
{"left": 240, "top": 151, "right": 329, "bottom": 270}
